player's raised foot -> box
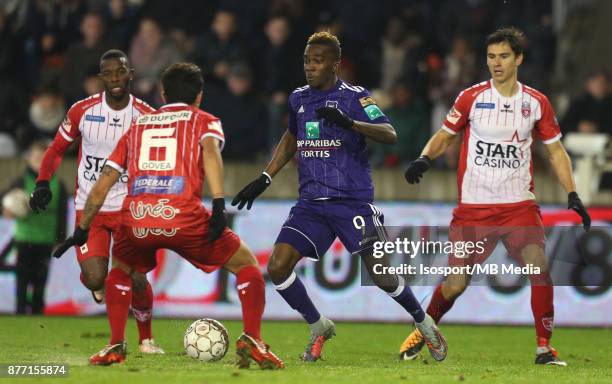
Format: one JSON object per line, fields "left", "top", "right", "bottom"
{"left": 89, "top": 342, "right": 127, "bottom": 366}
{"left": 302, "top": 316, "right": 336, "bottom": 362}
{"left": 139, "top": 338, "right": 165, "bottom": 354}
{"left": 91, "top": 289, "right": 105, "bottom": 304}
{"left": 415, "top": 314, "right": 448, "bottom": 361}
{"left": 535, "top": 346, "right": 567, "bottom": 366}
{"left": 399, "top": 328, "right": 425, "bottom": 361}
{"left": 236, "top": 333, "right": 284, "bottom": 370}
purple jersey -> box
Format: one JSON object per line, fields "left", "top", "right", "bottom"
{"left": 288, "top": 80, "right": 390, "bottom": 202}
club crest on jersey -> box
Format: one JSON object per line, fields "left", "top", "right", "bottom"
{"left": 305, "top": 121, "right": 320, "bottom": 139}
{"left": 542, "top": 317, "right": 554, "bottom": 331}
{"left": 85, "top": 114, "right": 105, "bottom": 122}
{"left": 325, "top": 100, "right": 338, "bottom": 108}
{"left": 521, "top": 101, "right": 531, "bottom": 118}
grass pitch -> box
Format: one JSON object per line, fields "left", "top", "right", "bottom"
{"left": 0, "top": 316, "right": 609, "bottom": 383}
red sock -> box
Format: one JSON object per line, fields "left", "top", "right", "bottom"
{"left": 105, "top": 268, "right": 132, "bottom": 345}
{"left": 426, "top": 284, "right": 456, "bottom": 323}
{"left": 236, "top": 265, "right": 265, "bottom": 340}
{"left": 531, "top": 284, "right": 554, "bottom": 344}
{"left": 131, "top": 280, "right": 153, "bottom": 343}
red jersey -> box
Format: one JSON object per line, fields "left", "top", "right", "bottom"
{"left": 442, "top": 80, "right": 561, "bottom": 206}
{"left": 106, "top": 103, "right": 225, "bottom": 228}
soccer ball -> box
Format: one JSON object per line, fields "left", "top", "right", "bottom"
{"left": 2, "top": 189, "right": 30, "bottom": 219}
{"left": 184, "top": 318, "right": 229, "bottom": 362}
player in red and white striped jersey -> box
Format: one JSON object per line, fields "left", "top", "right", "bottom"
{"left": 401, "top": 28, "right": 591, "bottom": 366}
{"left": 55, "top": 63, "right": 284, "bottom": 368}
{"left": 28, "top": 50, "right": 164, "bottom": 355}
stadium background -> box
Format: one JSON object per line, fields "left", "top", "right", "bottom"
{"left": 0, "top": 0, "right": 611, "bottom": 326}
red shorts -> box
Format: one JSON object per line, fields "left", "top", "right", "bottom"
{"left": 112, "top": 223, "right": 241, "bottom": 274}
{"left": 75, "top": 211, "right": 122, "bottom": 263}
{"left": 448, "top": 201, "right": 545, "bottom": 266}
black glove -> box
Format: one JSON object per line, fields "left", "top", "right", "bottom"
{"left": 315, "top": 107, "right": 354, "bottom": 129}
{"left": 404, "top": 155, "right": 431, "bottom": 184}
{"left": 231, "top": 173, "right": 271, "bottom": 210}
{"left": 52, "top": 226, "right": 89, "bottom": 259}
{"left": 208, "top": 198, "right": 227, "bottom": 242}
{"left": 29, "top": 180, "right": 52, "bottom": 213}
{"left": 568, "top": 192, "right": 591, "bottom": 231}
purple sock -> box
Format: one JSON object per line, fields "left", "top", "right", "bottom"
{"left": 275, "top": 272, "right": 321, "bottom": 324}
{"left": 387, "top": 279, "right": 425, "bottom": 322}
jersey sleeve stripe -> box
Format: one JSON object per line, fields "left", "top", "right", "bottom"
{"left": 441, "top": 124, "right": 458, "bottom": 135}
{"left": 106, "top": 159, "right": 125, "bottom": 174}
{"left": 200, "top": 132, "right": 225, "bottom": 151}
{"left": 59, "top": 127, "right": 75, "bottom": 142}
{"left": 542, "top": 133, "right": 562, "bottom": 145}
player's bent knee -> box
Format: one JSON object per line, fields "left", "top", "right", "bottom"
{"left": 223, "top": 242, "right": 257, "bottom": 275}
{"left": 131, "top": 272, "right": 148, "bottom": 292}
{"left": 80, "top": 257, "right": 109, "bottom": 291}
{"left": 267, "top": 244, "right": 300, "bottom": 284}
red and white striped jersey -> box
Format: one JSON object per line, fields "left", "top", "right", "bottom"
{"left": 107, "top": 103, "right": 225, "bottom": 228}
{"left": 39, "top": 92, "right": 154, "bottom": 212}
{"left": 442, "top": 80, "right": 561, "bottom": 206}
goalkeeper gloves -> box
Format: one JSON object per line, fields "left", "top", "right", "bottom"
{"left": 404, "top": 155, "right": 431, "bottom": 184}
{"left": 315, "top": 107, "right": 354, "bottom": 129}
{"left": 568, "top": 191, "right": 591, "bottom": 231}
{"left": 29, "top": 180, "right": 52, "bottom": 213}
{"left": 231, "top": 173, "right": 272, "bottom": 210}
{"left": 208, "top": 198, "right": 227, "bottom": 242}
{"left": 53, "top": 226, "right": 89, "bottom": 258}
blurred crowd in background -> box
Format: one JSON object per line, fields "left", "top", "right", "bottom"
{"left": 1, "top": 0, "right": 611, "bottom": 167}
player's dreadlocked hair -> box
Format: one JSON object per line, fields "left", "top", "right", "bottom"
{"left": 485, "top": 27, "right": 527, "bottom": 56}
{"left": 161, "top": 62, "right": 203, "bottom": 105}
{"left": 307, "top": 31, "right": 341, "bottom": 60}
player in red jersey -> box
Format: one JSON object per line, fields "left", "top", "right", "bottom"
{"left": 400, "top": 28, "right": 591, "bottom": 365}
{"left": 55, "top": 63, "right": 284, "bottom": 368}
{"left": 29, "top": 50, "right": 163, "bottom": 355}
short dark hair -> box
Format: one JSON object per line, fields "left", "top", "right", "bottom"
{"left": 100, "top": 49, "right": 130, "bottom": 68}
{"left": 485, "top": 27, "right": 526, "bottom": 56}
{"left": 161, "top": 62, "right": 203, "bottom": 104}
{"left": 307, "top": 31, "right": 341, "bottom": 60}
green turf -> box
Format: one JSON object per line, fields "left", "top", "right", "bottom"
{"left": 0, "top": 316, "right": 609, "bottom": 384}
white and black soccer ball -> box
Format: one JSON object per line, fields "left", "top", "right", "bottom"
{"left": 184, "top": 318, "right": 229, "bottom": 362}
{"left": 2, "top": 189, "right": 30, "bottom": 219}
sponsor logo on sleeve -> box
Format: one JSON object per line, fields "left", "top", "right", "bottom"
{"left": 132, "top": 175, "right": 185, "bottom": 195}
{"left": 364, "top": 104, "right": 384, "bottom": 120}
{"left": 475, "top": 102, "right": 495, "bottom": 109}
{"left": 85, "top": 115, "right": 105, "bottom": 122}
{"left": 359, "top": 96, "right": 376, "bottom": 107}
{"left": 446, "top": 107, "right": 462, "bottom": 125}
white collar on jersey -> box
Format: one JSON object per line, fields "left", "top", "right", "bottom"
{"left": 101, "top": 92, "right": 134, "bottom": 113}
{"left": 489, "top": 79, "right": 523, "bottom": 101}
{"left": 162, "top": 102, "right": 189, "bottom": 108}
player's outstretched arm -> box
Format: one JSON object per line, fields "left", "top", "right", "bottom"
{"left": 52, "top": 165, "right": 120, "bottom": 258}
{"left": 202, "top": 136, "right": 228, "bottom": 241}
{"left": 404, "top": 129, "right": 456, "bottom": 184}
{"left": 351, "top": 121, "right": 397, "bottom": 144}
{"left": 231, "top": 129, "right": 297, "bottom": 210}
{"left": 29, "top": 134, "right": 73, "bottom": 213}
{"left": 544, "top": 141, "right": 591, "bottom": 230}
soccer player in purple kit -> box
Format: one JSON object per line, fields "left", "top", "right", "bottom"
{"left": 232, "top": 32, "right": 448, "bottom": 362}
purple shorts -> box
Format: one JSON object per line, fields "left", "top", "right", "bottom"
{"left": 275, "top": 199, "right": 386, "bottom": 260}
